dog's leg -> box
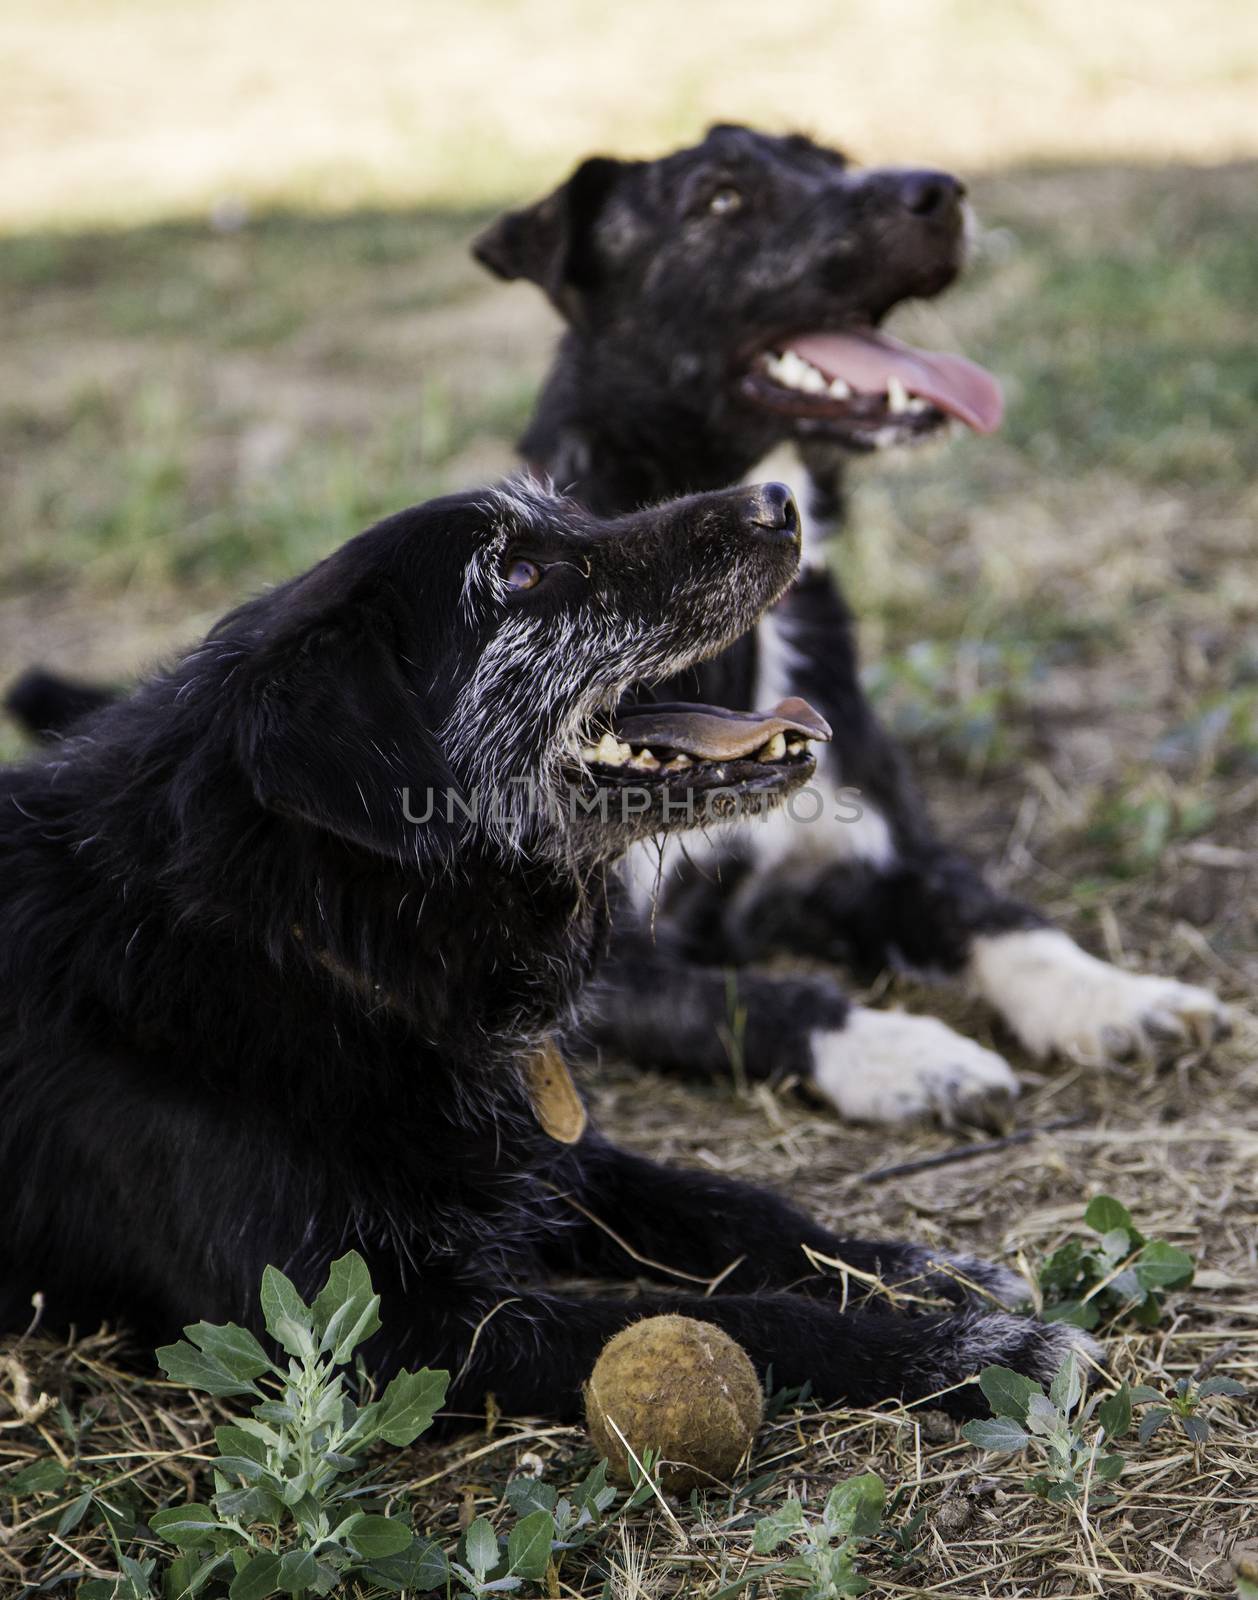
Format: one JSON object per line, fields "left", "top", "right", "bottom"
{"left": 717, "top": 838, "right": 1039, "bottom": 1119}
{"left": 387, "top": 1139, "right": 1094, "bottom": 1427}
{"left": 544, "top": 1134, "right": 1028, "bottom": 1311}
{"left": 435, "top": 1287, "right": 1091, "bottom": 1422}
{"left": 579, "top": 927, "right": 1016, "bottom": 1127}
{"left": 580, "top": 930, "right": 851, "bottom": 1088}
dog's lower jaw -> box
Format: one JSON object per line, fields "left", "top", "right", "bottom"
{"left": 808, "top": 1007, "right": 1018, "bottom": 1128}
{"left": 560, "top": 762, "right": 814, "bottom": 862}
{"left": 968, "top": 927, "right": 1230, "bottom": 1065}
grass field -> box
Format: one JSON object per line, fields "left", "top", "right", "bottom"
{"left": 2, "top": 3, "right": 1257, "bottom": 1596}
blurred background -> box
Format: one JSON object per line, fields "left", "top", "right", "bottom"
{"left": 3, "top": 0, "right": 1258, "bottom": 937}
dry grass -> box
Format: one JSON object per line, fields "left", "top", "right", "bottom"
{"left": 4, "top": 1057, "right": 1256, "bottom": 1595}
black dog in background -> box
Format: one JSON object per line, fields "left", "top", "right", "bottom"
{"left": 0, "top": 478, "right": 1088, "bottom": 1418}
{"left": 471, "top": 123, "right": 1228, "bottom": 1123}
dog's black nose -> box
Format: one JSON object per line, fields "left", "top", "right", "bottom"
{"left": 894, "top": 168, "right": 966, "bottom": 219}
{"left": 745, "top": 482, "right": 800, "bottom": 541}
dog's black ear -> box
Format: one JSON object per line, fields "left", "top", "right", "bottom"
{"left": 238, "top": 623, "right": 461, "bottom": 867}
{"left": 471, "top": 156, "right": 628, "bottom": 320}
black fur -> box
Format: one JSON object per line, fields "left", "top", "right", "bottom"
{"left": 4, "top": 668, "right": 117, "bottom": 738}
{"left": 0, "top": 480, "right": 1082, "bottom": 1419}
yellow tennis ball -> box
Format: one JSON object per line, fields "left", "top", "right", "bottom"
{"left": 584, "top": 1315, "right": 764, "bottom": 1492}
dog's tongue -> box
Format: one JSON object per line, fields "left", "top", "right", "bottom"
{"left": 615, "top": 697, "right": 832, "bottom": 760}
{"left": 789, "top": 329, "right": 1004, "bottom": 434}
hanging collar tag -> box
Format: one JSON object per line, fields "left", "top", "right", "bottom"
{"left": 525, "top": 1037, "right": 587, "bottom": 1144}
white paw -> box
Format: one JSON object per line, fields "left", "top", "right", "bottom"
{"left": 810, "top": 1007, "right": 1019, "bottom": 1127}
{"left": 970, "top": 928, "right": 1230, "bottom": 1066}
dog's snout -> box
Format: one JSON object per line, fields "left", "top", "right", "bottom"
{"left": 893, "top": 168, "right": 965, "bottom": 220}
{"left": 745, "top": 482, "right": 800, "bottom": 542}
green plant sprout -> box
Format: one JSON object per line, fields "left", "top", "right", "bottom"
{"left": 712, "top": 1472, "right": 888, "bottom": 1599}
{"left": 962, "top": 1353, "right": 1133, "bottom": 1507}
{"left": 1130, "top": 1374, "right": 1247, "bottom": 1445}
{"left": 8, "top": 1396, "right": 144, "bottom": 1556}
{"left": 146, "top": 1251, "right": 449, "bottom": 1598}
{"left": 449, "top": 1457, "right": 659, "bottom": 1598}
{"left": 1036, "top": 1195, "right": 1195, "bottom": 1330}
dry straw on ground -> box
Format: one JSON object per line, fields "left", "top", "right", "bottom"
{"left": 2, "top": 984, "right": 1255, "bottom": 1594}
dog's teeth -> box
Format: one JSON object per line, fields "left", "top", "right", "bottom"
{"left": 661, "top": 753, "right": 692, "bottom": 771}
{"left": 887, "top": 376, "right": 910, "bottom": 414}
{"left": 906, "top": 397, "right": 930, "bottom": 415}
{"left": 773, "top": 350, "right": 809, "bottom": 386}
{"left": 769, "top": 349, "right": 829, "bottom": 394}
{"left": 627, "top": 747, "right": 661, "bottom": 771}
{"left": 757, "top": 732, "right": 787, "bottom": 762}
{"left": 785, "top": 738, "right": 805, "bottom": 755}
{"left": 828, "top": 376, "right": 851, "bottom": 399}
{"left": 592, "top": 732, "right": 632, "bottom": 766}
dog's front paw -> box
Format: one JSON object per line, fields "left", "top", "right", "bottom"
{"left": 922, "top": 1312, "right": 1103, "bottom": 1419}
{"left": 810, "top": 1007, "right": 1019, "bottom": 1128}
{"left": 897, "top": 1246, "right": 1032, "bottom": 1310}
{"left": 970, "top": 928, "right": 1230, "bottom": 1066}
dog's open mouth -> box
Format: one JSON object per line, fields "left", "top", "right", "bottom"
{"left": 573, "top": 696, "right": 831, "bottom": 798}
{"left": 741, "top": 327, "right": 1003, "bottom": 449}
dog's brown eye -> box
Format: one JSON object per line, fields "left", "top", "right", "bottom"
{"left": 709, "top": 187, "right": 743, "bottom": 216}
{"left": 505, "top": 558, "right": 542, "bottom": 591}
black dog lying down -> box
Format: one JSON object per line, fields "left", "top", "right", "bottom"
{"left": 0, "top": 479, "right": 1086, "bottom": 1418}
{"left": 472, "top": 124, "right": 1228, "bottom": 1124}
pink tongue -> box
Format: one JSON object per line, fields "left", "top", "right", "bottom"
{"left": 789, "top": 329, "right": 1004, "bottom": 434}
